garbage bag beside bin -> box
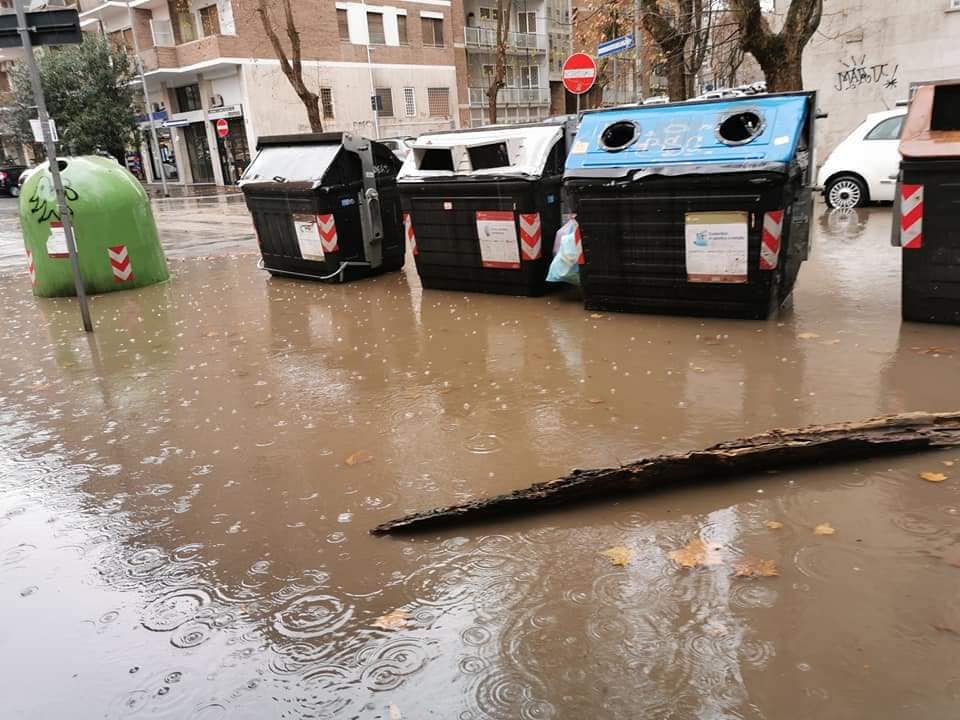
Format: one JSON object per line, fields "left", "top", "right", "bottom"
{"left": 240, "top": 133, "right": 404, "bottom": 283}
{"left": 893, "top": 81, "right": 960, "bottom": 325}
{"left": 564, "top": 92, "right": 816, "bottom": 319}
{"left": 398, "top": 120, "right": 574, "bottom": 296}
{"left": 19, "top": 156, "right": 169, "bottom": 298}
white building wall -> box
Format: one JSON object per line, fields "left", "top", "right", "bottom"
{"left": 801, "top": 0, "right": 960, "bottom": 158}
{"left": 242, "top": 62, "right": 458, "bottom": 141}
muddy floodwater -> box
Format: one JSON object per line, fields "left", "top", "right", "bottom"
{"left": 1, "top": 204, "right": 960, "bottom": 719}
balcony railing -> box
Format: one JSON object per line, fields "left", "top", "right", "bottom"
{"left": 464, "top": 26, "right": 546, "bottom": 52}
{"left": 468, "top": 87, "right": 551, "bottom": 107}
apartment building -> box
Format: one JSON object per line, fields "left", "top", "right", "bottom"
{"left": 76, "top": 0, "right": 462, "bottom": 187}
{"left": 459, "top": 0, "right": 572, "bottom": 127}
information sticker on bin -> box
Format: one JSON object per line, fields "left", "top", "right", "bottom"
{"left": 684, "top": 211, "right": 748, "bottom": 283}
{"left": 476, "top": 211, "right": 521, "bottom": 270}
{"left": 293, "top": 214, "right": 325, "bottom": 261}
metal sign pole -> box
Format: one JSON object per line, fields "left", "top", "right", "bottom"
{"left": 14, "top": 0, "right": 92, "bottom": 332}
{"left": 128, "top": 1, "right": 168, "bottom": 197}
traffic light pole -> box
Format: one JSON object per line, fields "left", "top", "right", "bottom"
{"left": 14, "top": 0, "right": 92, "bottom": 332}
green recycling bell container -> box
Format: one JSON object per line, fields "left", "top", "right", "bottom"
{"left": 19, "top": 156, "right": 169, "bottom": 297}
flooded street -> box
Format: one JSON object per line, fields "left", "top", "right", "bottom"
{"left": 1, "top": 199, "right": 960, "bottom": 719}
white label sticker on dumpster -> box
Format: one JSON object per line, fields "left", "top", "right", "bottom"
{"left": 476, "top": 211, "right": 521, "bottom": 269}
{"left": 684, "top": 211, "right": 749, "bottom": 283}
{"left": 46, "top": 221, "right": 69, "bottom": 258}
{"left": 293, "top": 214, "right": 325, "bottom": 261}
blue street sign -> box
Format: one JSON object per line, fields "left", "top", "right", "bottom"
{"left": 597, "top": 34, "right": 635, "bottom": 58}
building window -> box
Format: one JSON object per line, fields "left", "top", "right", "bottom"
{"left": 479, "top": 7, "right": 499, "bottom": 21}
{"left": 337, "top": 9, "right": 349, "bottom": 41}
{"left": 172, "top": 5, "right": 197, "bottom": 44}
{"left": 198, "top": 4, "right": 220, "bottom": 37}
{"left": 421, "top": 17, "right": 444, "bottom": 47}
{"left": 367, "top": 12, "right": 385, "bottom": 44}
{"left": 403, "top": 87, "right": 416, "bottom": 117}
{"left": 375, "top": 88, "right": 394, "bottom": 117}
{"left": 108, "top": 28, "right": 134, "bottom": 54}
{"left": 174, "top": 84, "right": 203, "bottom": 113}
{"left": 520, "top": 66, "right": 540, "bottom": 88}
{"left": 952, "top": 0, "right": 960, "bottom": 10}
{"left": 0, "top": 70, "right": 9, "bottom": 93}
{"left": 427, "top": 87, "right": 450, "bottom": 117}
{"left": 320, "top": 88, "right": 335, "bottom": 119}
{"left": 397, "top": 14, "right": 408, "bottom": 44}
{"left": 506, "top": 66, "right": 515, "bottom": 87}
{"left": 516, "top": 11, "right": 536, "bottom": 34}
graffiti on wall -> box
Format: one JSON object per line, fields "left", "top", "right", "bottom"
{"left": 835, "top": 55, "right": 899, "bottom": 92}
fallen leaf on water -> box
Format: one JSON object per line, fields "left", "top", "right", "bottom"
{"left": 389, "top": 704, "right": 403, "bottom": 720}
{"left": 942, "top": 546, "right": 960, "bottom": 568}
{"left": 933, "top": 623, "right": 960, "bottom": 636}
{"left": 920, "top": 472, "right": 947, "bottom": 483}
{"left": 587, "top": 398, "right": 605, "bottom": 405}
{"left": 814, "top": 523, "right": 836, "bottom": 535}
{"left": 590, "top": 313, "right": 605, "bottom": 319}
{"left": 943, "top": 461, "right": 955, "bottom": 467}
{"left": 668, "top": 538, "right": 725, "bottom": 568}
{"left": 765, "top": 520, "right": 784, "bottom": 530}
{"left": 797, "top": 332, "right": 820, "bottom": 340}
{"left": 345, "top": 450, "right": 374, "bottom": 466}
{"left": 372, "top": 609, "right": 411, "bottom": 630}
{"left": 733, "top": 557, "right": 779, "bottom": 578}
{"left": 600, "top": 546, "right": 633, "bottom": 566}
{"left": 821, "top": 339, "right": 842, "bottom": 345}
{"left": 914, "top": 346, "right": 951, "bottom": 355}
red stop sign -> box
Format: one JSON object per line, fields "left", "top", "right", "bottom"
{"left": 216, "top": 118, "right": 229, "bottom": 138}
{"left": 562, "top": 53, "right": 597, "bottom": 95}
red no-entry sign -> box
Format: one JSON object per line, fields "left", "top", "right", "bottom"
{"left": 216, "top": 118, "right": 229, "bottom": 138}
{"left": 562, "top": 53, "right": 597, "bottom": 95}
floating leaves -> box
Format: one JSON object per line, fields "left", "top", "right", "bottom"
{"left": 920, "top": 471, "right": 947, "bottom": 483}
{"left": 797, "top": 332, "right": 820, "bottom": 340}
{"left": 345, "top": 450, "right": 374, "bottom": 466}
{"left": 943, "top": 461, "right": 955, "bottom": 467}
{"left": 589, "top": 313, "right": 605, "bottom": 319}
{"left": 814, "top": 522, "right": 836, "bottom": 535}
{"left": 733, "top": 558, "right": 779, "bottom": 578}
{"left": 600, "top": 546, "right": 633, "bottom": 566}
{"left": 913, "top": 346, "right": 952, "bottom": 356}
{"left": 765, "top": 520, "right": 784, "bottom": 530}
{"left": 372, "top": 609, "right": 412, "bottom": 630}
{"left": 668, "top": 538, "right": 725, "bottom": 568}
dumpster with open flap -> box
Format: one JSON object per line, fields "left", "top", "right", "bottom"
{"left": 893, "top": 81, "right": 960, "bottom": 324}
{"left": 564, "top": 92, "right": 816, "bottom": 319}
{"left": 398, "top": 120, "right": 575, "bottom": 296}
{"left": 239, "top": 133, "right": 405, "bottom": 282}
{"left": 19, "top": 156, "right": 169, "bottom": 298}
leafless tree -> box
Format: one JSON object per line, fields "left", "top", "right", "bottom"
{"left": 641, "top": 0, "right": 716, "bottom": 101}
{"left": 485, "top": 0, "right": 513, "bottom": 125}
{"left": 729, "top": 0, "right": 823, "bottom": 92}
{"left": 255, "top": 0, "right": 322, "bottom": 132}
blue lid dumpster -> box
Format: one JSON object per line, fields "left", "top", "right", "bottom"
{"left": 239, "top": 133, "right": 405, "bottom": 283}
{"left": 894, "top": 81, "right": 960, "bottom": 325}
{"left": 564, "top": 92, "right": 816, "bottom": 319}
{"left": 398, "top": 120, "right": 575, "bottom": 296}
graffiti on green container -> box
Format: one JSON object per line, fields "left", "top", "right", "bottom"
{"left": 27, "top": 177, "right": 79, "bottom": 223}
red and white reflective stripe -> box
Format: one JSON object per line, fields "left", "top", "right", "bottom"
{"left": 518, "top": 213, "right": 542, "bottom": 261}
{"left": 108, "top": 245, "right": 133, "bottom": 282}
{"left": 574, "top": 222, "right": 584, "bottom": 265}
{"left": 403, "top": 212, "right": 417, "bottom": 256}
{"left": 759, "top": 210, "right": 784, "bottom": 270}
{"left": 318, "top": 214, "right": 339, "bottom": 253}
{"left": 26, "top": 249, "right": 35, "bottom": 286}
{"left": 900, "top": 183, "right": 923, "bottom": 249}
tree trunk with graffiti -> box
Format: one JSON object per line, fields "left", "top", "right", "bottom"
{"left": 729, "top": 0, "right": 823, "bottom": 93}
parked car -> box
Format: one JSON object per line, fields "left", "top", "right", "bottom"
{"left": 817, "top": 108, "right": 906, "bottom": 209}
{"left": 379, "top": 137, "right": 415, "bottom": 161}
{"left": 0, "top": 165, "right": 27, "bottom": 198}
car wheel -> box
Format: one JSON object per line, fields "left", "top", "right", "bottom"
{"left": 825, "top": 175, "right": 867, "bottom": 209}
{"left": 9, "top": 185, "right": 20, "bottom": 198}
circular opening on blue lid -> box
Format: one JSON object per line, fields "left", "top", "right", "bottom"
{"left": 716, "top": 110, "right": 765, "bottom": 145}
{"left": 600, "top": 121, "right": 640, "bottom": 152}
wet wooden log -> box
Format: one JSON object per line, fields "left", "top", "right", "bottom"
{"left": 372, "top": 411, "right": 960, "bottom": 535}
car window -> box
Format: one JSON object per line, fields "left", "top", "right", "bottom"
{"left": 865, "top": 115, "right": 904, "bottom": 141}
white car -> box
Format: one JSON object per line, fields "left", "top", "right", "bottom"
{"left": 817, "top": 108, "right": 906, "bottom": 209}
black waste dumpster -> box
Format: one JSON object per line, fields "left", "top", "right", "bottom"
{"left": 894, "top": 81, "right": 960, "bottom": 324}
{"left": 398, "top": 120, "right": 575, "bottom": 296}
{"left": 563, "top": 92, "right": 816, "bottom": 319}
{"left": 239, "top": 133, "right": 404, "bottom": 282}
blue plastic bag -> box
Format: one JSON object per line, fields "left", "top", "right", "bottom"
{"left": 547, "top": 217, "right": 582, "bottom": 286}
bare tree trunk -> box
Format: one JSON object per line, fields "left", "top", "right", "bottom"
{"left": 256, "top": 0, "right": 322, "bottom": 132}
{"left": 372, "top": 412, "right": 960, "bottom": 534}
{"left": 640, "top": 0, "right": 688, "bottom": 100}
{"left": 486, "top": 0, "right": 513, "bottom": 125}
{"left": 729, "top": 0, "right": 823, "bottom": 92}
